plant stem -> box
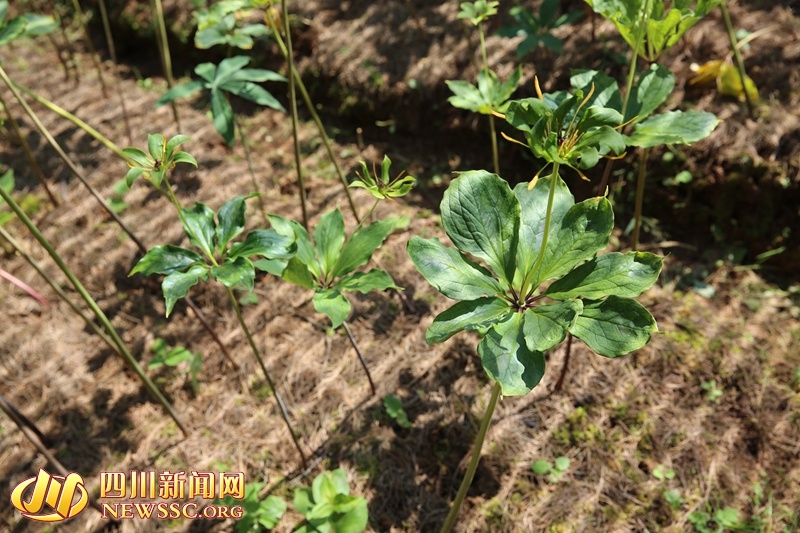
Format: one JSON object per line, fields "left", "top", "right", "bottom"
{"left": 97, "top": 0, "right": 133, "bottom": 144}
{"left": 0, "top": 64, "right": 147, "bottom": 252}
{"left": 0, "top": 267, "right": 49, "bottom": 307}
{"left": 281, "top": 0, "right": 309, "bottom": 231}
{"left": 478, "top": 25, "right": 500, "bottom": 175}
{"left": 70, "top": 0, "right": 109, "bottom": 97}
{"left": 631, "top": 148, "right": 648, "bottom": 250}
{"left": 342, "top": 320, "right": 376, "bottom": 395}
{"left": 266, "top": 10, "right": 360, "bottom": 223}
{"left": 720, "top": 0, "right": 754, "bottom": 117}
{"left": 440, "top": 381, "right": 502, "bottom": 533}
{"left": 235, "top": 114, "right": 268, "bottom": 226}
{"left": 9, "top": 86, "right": 239, "bottom": 369}
{"left": 520, "top": 163, "right": 560, "bottom": 298}
{"left": 0, "top": 186, "right": 188, "bottom": 437}
{"left": 0, "top": 90, "right": 59, "bottom": 207}
{"left": 150, "top": 0, "right": 181, "bottom": 130}
{"left": 225, "top": 286, "right": 308, "bottom": 468}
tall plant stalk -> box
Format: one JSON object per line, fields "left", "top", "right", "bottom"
{"left": 720, "top": 0, "right": 754, "bottom": 117}
{"left": 97, "top": 0, "right": 134, "bottom": 143}
{"left": 161, "top": 175, "right": 308, "bottom": 467}
{"left": 150, "top": 0, "right": 181, "bottom": 130}
{"left": 0, "top": 91, "right": 59, "bottom": 207}
{"left": 8, "top": 79, "right": 239, "bottom": 371}
{"left": 631, "top": 148, "right": 649, "bottom": 250}
{"left": 342, "top": 320, "right": 376, "bottom": 395}
{"left": 69, "top": 0, "right": 109, "bottom": 97}
{"left": 0, "top": 186, "right": 188, "bottom": 437}
{"left": 234, "top": 115, "right": 269, "bottom": 225}
{"left": 281, "top": 0, "right": 309, "bottom": 231}
{"left": 440, "top": 382, "right": 502, "bottom": 533}
{"left": 478, "top": 24, "right": 500, "bottom": 176}
{"left": 266, "top": 9, "right": 360, "bottom": 223}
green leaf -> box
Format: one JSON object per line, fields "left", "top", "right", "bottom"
{"left": 479, "top": 312, "right": 546, "bottom": 396}
{"left": 532, "top": 460, "right": 552, "bottom": 475}
{"left": 147, "top": 133, "right": 166, "bottom": 161}
{"left": 162, "top": 264, "right": 209, "bottom": 317}
{"left": 281, "top": 257, "right": 316, "bottom": 289}
{"left": 210, "top": 89, "right": 235, "bottom": 147}
{"left": 626, "top": 64, "right": 674, "bottom": 123}
{"left": 216, "top": 196, "right": 246, "bottom": 251}
{"left": 441, "top": 170, "right": 519, "bottom": 283}
{"left": 171, "top": 151, "right": 197, "bottom": 167}
{"left": 625, "top": 110, "right": 720, "bottom": 148}
{"left": 181, "top": 203, "right": 217, "bottom": 258}
{"left": 314, "top": 209, "right": 346, "bottom": 276}
{"left": 253, "top": 258, "right": 288, "bottom": 276}
{"left": 426, "top": 297, "right": 510, "bottom": 344}
{"left": 407, "top": 237, "right": 503, "bottom": 300}
{"left": 383, "top": 395, "right": 412, "bottom": 428}
{"left": 569, "top": 296, "right": 657, "bottom": 357}
{"left": 213, "top": 56, "right": 251, "bottom": 86}
{"left": 294, "top": 487, "right": 315, "bottom": 516}
{"left": 330, "top": 498, "right": 369, "bottom": 533}
{"left": 554, "top": 456, "right": 570, "bottom": 471}
{"left": 0, "top": 169, "right": 13, "bottom": 195}
{"left": 19, "top": 13, "right": 57, "bottom": 38}
{"left": 122, "top": 147, "right": 151, "bottom": 168}
{"left": 125, "top": 167, "right": 145, "bottom": 187}
{"left": 165, "top": 134, "right": 191, "bottom": 158}
{"left": 570, "top": 70, "right": 623, "bottom": 111}
{"left": 534, "top": 196, "right": 613, "bottom": 286}
{"left": 513, "top": 176, "right": 574, "bottom": 287}
{"left": 313, "top": 288, "right": 351, "bottom": 328}
{"left": 130, "top": 245, "right": 205, "bottom": 276}
{"left": 545, "top": 251, "right": 663, "bottom": 300}
{"left": 154, "top": 79, "right": 205, "bottom": 107}
{"left": 226, "top": 80, "right": 285, "bottom": 111}
{"left": 0, "top": 17, "right": 24, "bottom": 46}
{"left": 211, "top": 256, "right": 255, "bottom": 290}
{"left": 257, "top": 496, "right": 286, "bottom": 529}
{"left": 228, "top": 229, "right": 296, "bottom": 260}
{"left": 194, "top": 26, "right": 228, "bottom": 49}
{"left": 268, "top": 214, "right": 318, "bottom": 276}
{"left": 523, "top": 300, "right": 583, "bottom": 352}
{"left": 336, "top": 269, "right": 398, "bottom": 293}
{"left": 331, "top": 218, "right": 398, "bottom": 278}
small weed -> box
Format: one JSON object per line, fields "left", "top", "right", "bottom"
{"left": 701, "top": 380, "right": 724, "bottom": 403}
{"left": 532, "top": 456, "right": 570, "bottom": 482}
{"left": 149, "top": 338, "right": 203, "bottom": 394}
{"left": 383, "top": 394, "right": 412, "bottom": 428}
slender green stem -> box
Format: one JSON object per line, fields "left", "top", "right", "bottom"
{"left": 70, "top": 0, "right": 109, "bottom": 97}
{"left": 97, "top": 0, "right": 133, "bottom": 144}
{"left": 631, "top": 148, "right": 648, "bottom": 250}
{"left": 478, "top": 26, "right": 500, "bottom": 175}
{"left": 0, "top": 90, "right": 59, "bottom": 206}
{"left": 520, "top": 163, "right": 560, "bottom": 299}
{"left": 282, "top": 0, "right": 309, "bottom": 231}
{"left": 478, "top": 26, "right": 489, "bottom": 72}
{"left": 440, "top": 381, "right": 502, "bottom": 533}
{"left": 0, "top": 186, "right": 188, "bottom": 437}
{"left": 266, "top": 10, "right": 360, "bottom": 223}
{"left": 150, "top": 0, "right": 181, "bottom": 130}
{"left": 225, "top": 286, "right": 308, "bottom": 468}
{"left": 0, "top": 64, "right": 147, "bottom": 252}
{"left": 235, "top": 114, "right": 268, "bottom": 226}
{"left": 342, "top": 320, "right": 376, "bottom": 395}
{"left": 720, "top": 0, "right": 754, "bottom": 117}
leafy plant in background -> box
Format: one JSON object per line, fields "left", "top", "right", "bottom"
{"left": 125, "top": 134, "right": 309, "bottom": 467}
{"left": 498, "top": 0, "right": 583, "bottom": 55}
{"left": 0, "top": 0, "right": 57, "bottom": 45}
{"left": 149, "top": 338, "right": 203, "bottom": 395}
{"left": 293, "top": 469, "right": 369, "bottom": 533}
{"left": 652, "top": 464, "right": 684, "bottom": 511}
{"left": 193, "top": 0, "right": 271, "bottom": 50}
{"left": 450, "top": 0, "right": 520, "bottom": 175}
{"left": 217, "top": 482, "right": 286, "bottom": 532}
{"left": 408, "top": 169, "right": 662, "bottom": 531}
{"left": 531, "top": 456, "right": 570, "bottom": 482}
{"left": 383, "top": 394, "right": 412, "bottom": 428}
{"left": 689, "top": 505, "right": 742, "bottom": 533}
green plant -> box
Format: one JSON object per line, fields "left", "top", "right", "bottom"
{"left": 193, "top": 0, "right": 271, "bottom": 50}
{"left": 217, "top": 482, "right": 286, "bottom": 532}
{"left": 498, "top": 0, "right": 583, "bottom": 55}
{"left": 293, "top": 469, "right": 369, "bottom": 533}
{"left": 149, "top": 338, "right": 203, "bottom": 394}
{"left": 383, "top": 394, "right": 412, "bottom": 428}
{"left": 156, "top": 56, "right": 285, "bottom": 147}
{"left": 652, "top": 464, "right": 675, "bottom": 481}
{"left": 408, "top": 169, "right": 662, "bottom": 531}
{"left": 0, "top": 0, "right": 57, "bottom": 45}
{"left": 269, "top": 205, "right": 404, "bottom": 395}
{"left": 350, "top": 156, "right": 416, "bottom": 200}
{"left": 126, "top": 133, "right": 308, "bottom": 466}
{"left": 701, "top": 380, "right": 723, "bottom": 403}
{"left": 689, "top": 505, "right": 742, "bottom": 533}
{"left": 531, "top": 456, "right": 570, "bottom": 482}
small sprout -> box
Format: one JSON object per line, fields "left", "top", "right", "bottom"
{"left": 350, "top": 155, "right": 416, "bottom": 200}
{"left": 384, "top": 394, "right": 412, "bottom": 428}
{"left": 457, "top": 0, "right": 499, "bottom": 26}
{"left": 149, "top": 338, "right": 203, "bottom": 394}
{"left": 701, "top": 380, "right": 723, "bottom": 404}
{"left": 653, "top": 464, "right": 676, "bottom": 481}
{"left": 532, "top": 456, "right": 570, "bottom": 482}
{"left": 293, "top": 469, "right": 368, "bottom": 533}
{"left": 663, "top": 489, "right": 684, "bottom": 510}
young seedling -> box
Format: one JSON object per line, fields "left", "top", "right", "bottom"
{"left": 155, "top": 55, "right": 286, "bottom": 223}
{"left": 701, "top": 380, "right": 724, "bottom": 403}
{"left": 498, "top": 0, "right": 584, "bottom": 56}
{"left": 217, "top": 482, "right": 286, "bottom": 532}
{"left": 193, "top": 0, "right": 271, "bottom": 51}
{"left": 293, "top": 469, "right": 369, "bottom": 533}
{"left": 383, "top": 394, "right": 412, "bottom": 428}
{"left": 269, "top": 204, "right": 404, "bottom": 395}
{"left": 149, "top": 339, "right": 203, "bottom": 395}
{"left": 531, "top": 456, "right": 570, "bottom": 482}
{"left": 126, "top": 133, "right": 309, "bottom": 467}
{"left": 408, "top": 168, "right": 662, "bottom": 530}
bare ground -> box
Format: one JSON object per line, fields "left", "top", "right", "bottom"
{"left": 1, "top": 1, "right": 800, "bottom": 532}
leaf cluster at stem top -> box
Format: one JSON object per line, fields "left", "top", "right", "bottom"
{"left": 293, "top": 469, "right": 368, "bottom": 533}
{"left": 123, "top": 134, "right": 198, "bottom": 187}
{"left": 408, "top": 171, "right": 663, "bottom": 396}
{"left": 350, "top": 155, "right": 416, "bottom": 200}
{"left": 458, "top": 0, "right": 499, "bottom": 26}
